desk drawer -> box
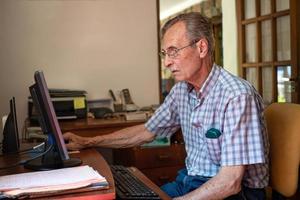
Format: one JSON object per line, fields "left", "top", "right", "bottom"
{"left": 141, "top": 166, "right": 183, "bottom": 186}
{"left": 134, "top": 145, "right": 185, "bottom": 169}
{"left": 113, "top": 144, "right": 186, "bottom": 169}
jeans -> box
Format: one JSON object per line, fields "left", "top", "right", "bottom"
{"left": 161, "top": 168, "right": 266, "bottom": 200}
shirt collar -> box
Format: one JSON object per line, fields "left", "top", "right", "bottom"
{"left": 186, "top": 63, "right": 220, "bottom": 99}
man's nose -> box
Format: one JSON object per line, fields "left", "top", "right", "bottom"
{"left": 164, "top": 56, "right": 173, "bottom": 68}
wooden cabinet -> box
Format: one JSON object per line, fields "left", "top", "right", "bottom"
{"left": 59, "top": 117, "right": 186, "bottom": 186}
{"left": 114, "top": 143, "right": 186, "bottom": 186}
{"left": 142, "top": 166, "right": 183, "bottom": 186}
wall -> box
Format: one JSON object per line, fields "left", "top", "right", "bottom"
{"left": 0, "top": 0, "right": 159, "bottom": 137}
{"left": 222, "top": 0, "right": 238, "bottom": 75}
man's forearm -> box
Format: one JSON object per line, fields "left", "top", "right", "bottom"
{"left": 174, "top": 166, "right": 245, "bottom": 200}
{"left": 85, "top": 124, "right": 155, "bottom": 148}
{"left": 176, "top": 177, "right": 239, "bottom": 200}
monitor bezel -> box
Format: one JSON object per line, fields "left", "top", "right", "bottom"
{"left": 10, "top": 97, "right": 20, "bottom": 150}
{"left": 1, "top": 97, "right": 20, "bottom": 153}
{"left": 33, "top": 71, "right": 69, "bottom": 160}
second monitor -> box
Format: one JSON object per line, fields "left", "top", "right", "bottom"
{"left": 2, "top": 97, "right": 20, "bottom": 154}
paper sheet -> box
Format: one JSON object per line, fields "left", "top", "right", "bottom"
{"left": 0, "top": 165, "right": 106, "bottom": 193}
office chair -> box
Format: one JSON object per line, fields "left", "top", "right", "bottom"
{"left": 264, "top": 103, "right": 300, "bottom": 199}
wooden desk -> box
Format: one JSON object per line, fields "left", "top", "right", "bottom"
{"left": 0, "top": 147, "right": 171, "bottom": 199}
{"left": 0, "top": 148, "right": 115, "bottom": 199}
{"left": 59, "top": 117, "right": 186, "bottom": 187}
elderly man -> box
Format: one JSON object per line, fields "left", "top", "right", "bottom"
{"left": 64, "top": 12, "right": 269, "bottom": 200}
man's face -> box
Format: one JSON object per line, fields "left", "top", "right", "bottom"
{"left": 162, "top": 22, "right": 202, "bottom": 83}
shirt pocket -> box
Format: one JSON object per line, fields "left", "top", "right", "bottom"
{"left": 205, "top": 136, "right": 222, "bottom": 165}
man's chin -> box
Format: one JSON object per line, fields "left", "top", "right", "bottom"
{"left": 171, "top": 73, "right": 182, "bottom": 80}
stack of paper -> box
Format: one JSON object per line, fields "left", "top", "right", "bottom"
{"left": 0, "top": 165, "right": 108, "bottom": 198}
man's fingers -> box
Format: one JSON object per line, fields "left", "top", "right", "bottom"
{"left": 66, "top": 142, "right": 80, "bottom": 150}
{"left": 66, "top": 143, "right": 74, "bottom": 150}
{"left": 62, "top": 132, "right": 85, "bottom": 151}
{"left": 63, "top": 132, "right": 74, "bottom": 140}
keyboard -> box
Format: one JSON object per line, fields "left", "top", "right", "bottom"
{"left": 110, "top": 165, "right": 161, "bottom": 200}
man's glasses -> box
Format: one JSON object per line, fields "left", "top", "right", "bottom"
{"left": 159, "top": 40, "right": 199, "bottom": 59}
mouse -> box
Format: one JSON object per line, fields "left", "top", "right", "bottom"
{"left": 90, "top": 107, "right": 113, "bottom": 119}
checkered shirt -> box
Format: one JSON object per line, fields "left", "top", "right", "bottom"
{"left": 145, "top": 64, "right": 269, "bottom": 188}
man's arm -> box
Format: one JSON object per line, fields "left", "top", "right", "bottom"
{"left": 174, "top": 165, "right": 245, "bottom": 200}
{"left": 63, "top": 124, "right": 155, "bottom": 150}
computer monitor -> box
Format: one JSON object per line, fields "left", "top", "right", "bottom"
{"left": 25, "top": 71, "right": 82, "bottom": 170}
{"left": 2, "top": 97, "right": 20, "bottom": 154}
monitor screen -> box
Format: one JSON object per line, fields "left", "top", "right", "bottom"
{"left": 25, "top": 71, "right": 81, "bottom": 170}
{"left": 2, "top": 97, "right": 20, "bottom": 154}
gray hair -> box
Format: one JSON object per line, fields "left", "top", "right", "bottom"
{"left": 161, "top": 12, "right": 214, "bottom": 57}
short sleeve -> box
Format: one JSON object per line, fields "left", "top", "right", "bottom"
{"left": 221, "top": 94, "right": 267, "bottom": 166}
{"left": 145, "top": 87, "right": 180, "bottom": 138}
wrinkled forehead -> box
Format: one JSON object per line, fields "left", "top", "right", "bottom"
{"left": 161, "top": 22, "right": 189, "bottom": 49}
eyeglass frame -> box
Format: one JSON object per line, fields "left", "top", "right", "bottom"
{"left": 159, "top": 39, "right": 199, "bottom": 59}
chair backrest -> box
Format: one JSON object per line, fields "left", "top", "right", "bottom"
{"left": 264, "top": 103, "right": 300, "bottom": 197}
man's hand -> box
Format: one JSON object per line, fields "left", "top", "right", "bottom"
{"left": 63, "top": 132, "right": 90, "bottom": 150}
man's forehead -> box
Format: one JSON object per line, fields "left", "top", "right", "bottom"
{"left": 162, "top": 22, "right": 187, "bottom": 48}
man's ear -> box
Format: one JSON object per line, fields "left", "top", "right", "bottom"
{"left": 196, "top": 39, "right": 209, "bottom": 58}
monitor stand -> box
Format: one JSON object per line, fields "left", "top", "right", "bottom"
{"left": 24, "top": 146, "right": 82, "bottom": 171}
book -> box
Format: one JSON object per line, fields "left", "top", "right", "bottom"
{"left": 141, "top": 136, "right": 171, "bottom": 148}
{"left": 0, "top": 165, "right": 108, "bottom": 198}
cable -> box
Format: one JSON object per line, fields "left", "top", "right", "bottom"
{"left": 0, "top": 142, "right": 45, "bottom": 157}
{"left": 0, "top": 144, "right": 53, "bottom": 170}
{"left": 22, "top": 144, "right": 53, "bottom": 165}
{"left": 20, "top": 142, "right": 46, "bottom": 154}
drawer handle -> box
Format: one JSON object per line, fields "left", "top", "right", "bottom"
{"left": 157, "top": 154, "right": 170, "bottom": 160}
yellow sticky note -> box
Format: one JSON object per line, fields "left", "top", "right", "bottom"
{"left": 73, "top": 98, "right": 85, "bottom": 109}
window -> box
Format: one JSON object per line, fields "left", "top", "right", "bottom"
{"left": 236, "top": 0, "right": 300, "bottom": 103}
